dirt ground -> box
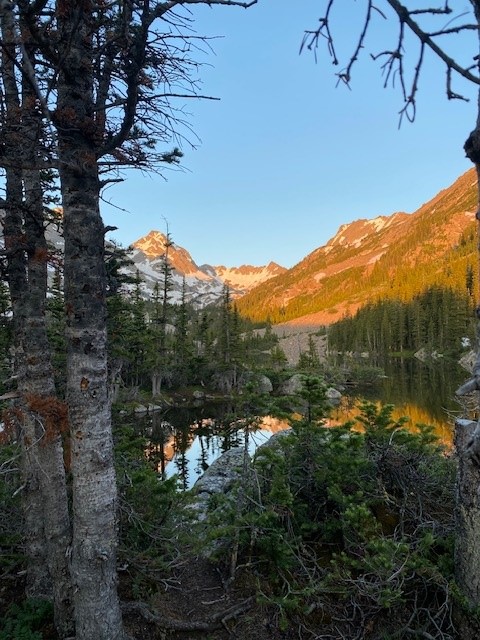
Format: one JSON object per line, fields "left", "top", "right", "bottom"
{"left": 121, "top": 556, "right": 301, "bottom": 640}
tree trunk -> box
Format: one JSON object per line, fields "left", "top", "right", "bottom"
{"left": 0, "top": 4, "right": 51, "bottom": 600}
{"left": 454, "top": 419, "right": 480, "bottom": 638}
{"left": 56, "top": 3, "right": 124, "bottom": 637}
{"left": 22, "top": 161, "right": 73, "bottom": 637}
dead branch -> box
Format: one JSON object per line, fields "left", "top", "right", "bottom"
{"left": 121, "top": 596, "right": 255, "bottom": 631}
{"left": 302, "top": 0, "right": 480, "bottom": 120}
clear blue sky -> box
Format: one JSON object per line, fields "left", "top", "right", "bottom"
{"left": 102, "top": 1, "right": 477, "bottom": 269}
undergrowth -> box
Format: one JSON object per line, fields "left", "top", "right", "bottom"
{"left": 0, "top": 599, "right": 54, "bottom": 640}
{"left": 204, "top": 379, "right": 457, "bottom": 639}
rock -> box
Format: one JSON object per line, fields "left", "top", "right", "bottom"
{"left": 279, "top": 374, "right": 304, "bottom": 396}
{"left": 256, "top": 374, "right": 273, "bottom": 394}
{"left": 134, "top": 404, "right": 148, "bottom": 414}
{"left": 189, "top": 447, "right": 251, "bottom": 523}
{"left": 257, "top": 429, "right": 292, "bottom": 452}
{"left": 459, "top": 349, "right": 476, "bottom": 373}
{"left": 326, "top": 387, "right": 342, "bottom": 405}
{"left": 414, "top": 348, "right": 427, "bottom": 362}
{"left": 237, "top": 372, "right": 273, "bottom": 394}
{"left": 134, "top": 403, "right": 164, "bottom": 414}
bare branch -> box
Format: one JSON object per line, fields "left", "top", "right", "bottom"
{"left": 385, "top": 0, "right": 480, "bottom": 85}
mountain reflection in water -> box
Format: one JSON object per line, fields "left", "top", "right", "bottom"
{"left": 131, "top": 356, "right": 470, "bottom": 490}
{"left": 140, "top": 412, "right": 290, "bottom": 490}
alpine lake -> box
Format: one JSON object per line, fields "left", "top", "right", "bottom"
{"left": 121, "top": 356, "right": 470, "bottom": 490}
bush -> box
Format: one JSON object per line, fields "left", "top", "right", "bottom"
{"left": 205, "top": 397, "right": 456, "bottom": 639}
{"left": 0, "top": 599, "right": 53, "bottom": 640}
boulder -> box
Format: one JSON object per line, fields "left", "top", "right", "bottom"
{"left": 134, "top": 404, "right": 148, "bottom": 414}
{"left": 256, "top": 374, "right": 273, "bottom": 394}
{"left": 189, "top": 447, "right": 251, "bottom": 522}
{"left": 279, "top": 374, "right": 304, "bottom": 396}
{"left": 238, "top": 372, "right": 273, "bottom": 394}
{"left": 326, "top": 387, "right": 342, "bottom": 405}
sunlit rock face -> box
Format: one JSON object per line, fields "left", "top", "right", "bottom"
{"left": 126, "top": 230, "right": 286, "bottom": 308}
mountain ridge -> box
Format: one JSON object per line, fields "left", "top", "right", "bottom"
{"left": 124, "top": 169, "right": 478, "bottom": 321}
{"left": 236, "top": 168, "right": 477, "bottom": 325}
{"left": 129, "top": 230, "right": 287, "bottom": 306}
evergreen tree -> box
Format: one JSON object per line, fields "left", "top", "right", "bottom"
{"left": 172, "top": 277, "right": 193, "bottom": 386}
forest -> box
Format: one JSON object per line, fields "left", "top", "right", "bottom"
{"left": 2, "top": 2, "right": 480, "bottom": 640}
{"left": 328, "top": 286, "right": 476, "bottom": 356}
{"left": 0, "top": 224, "right": 479, "bottom": 639}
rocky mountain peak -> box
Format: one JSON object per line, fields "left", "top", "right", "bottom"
{"left": 132, "top": 230, "right": 170, "bottom": 257}
{"left": 236, "top": 168, "right": 479, "bottom": 325}
{"left": 326, "top": 212, "right": 410, "bottom": 251}
{"left": 126, "top": 230, "right": 287, "bottom": 307}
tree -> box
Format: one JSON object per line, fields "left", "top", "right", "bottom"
{"left": 302, "top": 1, "right": 480, "bottom": 631}
{"left": 0, "top": 6, "right": 72, "bottom": 636}
{"left": 173, "top": 276, "right": 194, "bottom": 385}
{"left": 149, "top": 230, "right": 174, "bottom": 396}
{"left": 1, "top": 1, "right": 256, "bottom": 637}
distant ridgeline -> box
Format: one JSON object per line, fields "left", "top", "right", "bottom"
{"left": 236, "top": 169, "right": 478, "bottom": 327}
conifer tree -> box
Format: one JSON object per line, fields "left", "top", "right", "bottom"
{"left": 173, "top": 277, "right": 193, "bottom": 385}
{"left": 1, "top": 1, "right": 256, "bottom": 637}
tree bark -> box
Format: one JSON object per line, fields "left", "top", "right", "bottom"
{"left": 1, "top": 6, "right": 74, "bottom": 633}
{"left": 1, "top": 3, "right": 52, "bottom": 600}
{"left": 22, "top": 162, "right": 74, "bottom": 637}
{"left": 454, "top": 419, "right": 480, "bottom": 638}
{"left": 56, "top": 2, "right": 125, "bottom": 638}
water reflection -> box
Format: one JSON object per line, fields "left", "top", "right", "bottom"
{"left": 136, "top": 408, "right": 290, "bottom": 490}
{"left": 361, "top": 356, "right": 468, "bottom": 443}
{"left": 129, "top": 356, "right": 471, "bottom": 489}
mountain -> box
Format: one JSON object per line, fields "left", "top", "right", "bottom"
{"left": 236, "top": 169, "right": 478, "bottom": 325}
{"left": 128, "top": 230, "right": 286, "bottom": 307}
{"left": 213, "top": 263, "right": 287, "bottom": 290}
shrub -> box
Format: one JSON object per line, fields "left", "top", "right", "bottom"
{"left": 0, "top": 599, "right": 53, "bottom": 640}
{"left": 205, "top": 396, "right": 456, "bottom": 639}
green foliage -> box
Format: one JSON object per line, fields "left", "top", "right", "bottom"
{"left": 329, "top": 286, "right": 475, "bottom": 356}
{"left": 114, "top": 425, "right": 177, "bottom": 553}
{"left": 0, "top": 599, "right": 53, "bottom": 640}
{"left": 204, "top": 391, "right": 456, "bottom": 638}
{"left": 272, "top": 374, "right": 329, "bottom": 427}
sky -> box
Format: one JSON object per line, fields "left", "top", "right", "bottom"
{"left": 101, "top": 1, "right": 478, "bottom": 269}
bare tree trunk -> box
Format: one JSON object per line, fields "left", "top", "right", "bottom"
{"left": 0, "top": 4, "right": 52, "bottom": 599}
{"left": 56, "top": 3, "right": 124, "bottom": 637}
{"left": 1, "top": 7, "right": 74, "bottom": 628}
{"left": 60, "top": 158, "right": 124, "bottom": 640}
{"left": 454, "top": 419, "right": 480, "bottom": 638}
{"left": 22, "top": 162, "right": 73, "bottom": 637}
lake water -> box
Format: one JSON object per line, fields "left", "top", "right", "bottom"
{"left": 129, "top": 356, "right": 471, "bottom": 489}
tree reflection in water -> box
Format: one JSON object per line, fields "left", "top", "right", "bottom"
{"left": 132, "top": 356, "right": 468, "bottom": 489}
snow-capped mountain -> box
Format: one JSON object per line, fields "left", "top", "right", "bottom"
{"left": 128, "top": 230, "right": 286, "bottom": 307}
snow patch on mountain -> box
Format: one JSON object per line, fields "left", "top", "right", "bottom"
{"left": 214, "top": 262, "right": 286, "bottom": 290}
{"left": 127, "top": 230, "right": 286, "bottom": 307}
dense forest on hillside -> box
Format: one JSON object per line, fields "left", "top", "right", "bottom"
{"left": 329, "top": 286, "right": 476, "bottom": 355}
